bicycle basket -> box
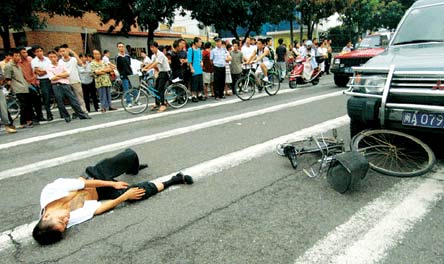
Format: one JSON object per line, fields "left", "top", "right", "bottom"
{"left": 128, "top": 74, "right": 141, "bottom": 88}
{"left": 327, "top": 151, "right": 369, "bottom": 194}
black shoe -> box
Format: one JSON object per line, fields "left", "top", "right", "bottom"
{"left": 38, "top": 117, "right": 47, "bottom": 122}
{"left": 72, "top": 113, "right": 79, "bottom": 119}
{"left": 47, "top": 116, "right": 54, "bottom": 121}
{"left": 283, "top": 145, "right": 298, "bottom": 169}
{"left": 64, "top": 116, "right": 72, "bottom": 123}
{"left": 79, "top": 114, "right": 92, "bottom": 120}
{"left": 139, "top": 164, "right": 149, "bottom": 171}
{"left": 191, "top": 97, "right": 199, "bottom": 103}
{"left": 200, "top": 96, "right": 207, "bottom": 101}
{"left": 175, "top": 172, "right": 194, "bottom": 185}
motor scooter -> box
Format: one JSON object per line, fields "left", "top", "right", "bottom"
{"left": 288, "top": 56, "right": 325, "bottom": 89}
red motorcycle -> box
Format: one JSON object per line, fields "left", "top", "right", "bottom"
{"left": 288, "top": 56, "right": 325, "bottom": 89}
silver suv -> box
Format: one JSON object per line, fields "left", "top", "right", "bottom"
{"left": 345, "top": 0, "right": 444, "bottom": 136}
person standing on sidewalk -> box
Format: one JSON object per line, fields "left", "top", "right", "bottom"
{"left": 18, "top": 47, "right": 45, "bottom": 122}
{"left": 46, "top": 51, "right": 91, "bottom": 123}
{"left": 0, "top": 68, "right": 17, "bottom": 134}
{"left": 210, "top": 38, "right": 231, "bottom": 100}
{"left": 58, "top": 45, "right": 88, "bottom": 114}
{"left": 32, "top": 46, "right": 54, "bottom": 121}
{"left": 4, "top": 49, "right": 34, "bottom": 128}
{"left": 229, "top": 40, "right": 243, "bottom": 95}
{"left": 202, "top": 42, "right": 214, "bottom": 98}
{"left": 275, "top": 38, "right": 287, "bottom": 81}
{"left": 90, "top": 50, "right": 114, "bottom": 113}
{"left": 116, "top": 42, "right": 134, "bottom": 107}
{"left": 188, "top": 37, "right": 205, "bottom": 102}
{"left": 78, "top": 54, "right": 99, "bottom": 113}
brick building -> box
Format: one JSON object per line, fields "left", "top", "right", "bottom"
{"left": 0, "top": 12, "right": 215, "bottom": 58}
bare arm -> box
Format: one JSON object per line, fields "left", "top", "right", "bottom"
{"left": 142, "top": 61, "right": 158, "bottom": 71}
{"left": 246, "top": 50, "right": 257, "bottom": 64}
{"left": 78, "top": 177, "right": 128, "bottom": 189}
{"left": 254, "top": 48, "right": 269, "bottom": 62}
{"left": 94, "top": 188, "right": 145, "bottom": 215}
{"left": 68, "top": 49, "right": 83, "bottom": 66}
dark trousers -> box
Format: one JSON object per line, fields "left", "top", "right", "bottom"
{"left": 231, "top": 73, "right": 241, "bottom": 94}
{"left": 191, "top": 74, "right": 204, "bottom": 93}
{"left": 38, "top": 79, "right": 53, "bottom": 118}
{"left": 15, "top": 93, "right": 33, "bottom": 125}
{"left": 84, "top": 149, "right": 158, "bottom": 201}
{"left": 155, "top": 72, "right": 169, "bottom": 106}
{"left": 214, "top": 67, "right": 226, "bottom": 98}
{"left": 29, "top": 85, "right": 44, "bottom": 120}
{"left": 325, "top": 53, "right": 332, "bottom": 74}
{"left": 82, "top": 82, "right": 99, "bottom": 112}
{"left": 52, "top": 83, "right": 86, "bottom": 118}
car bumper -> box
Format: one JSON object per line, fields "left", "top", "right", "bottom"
{"left": 331, "top": 65, "right": 354, "bottom": 76}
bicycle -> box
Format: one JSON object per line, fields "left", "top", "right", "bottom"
{"left": 111, "top": 78, "right": 123, "bottom": 100}
{"left": 121, "top": 73, "right": 189, "bottom": 114}
{"left": 350, "top": 129, "right": 435, "bottom": 177}
{"left": 5, "top": 90, "right": 20, "bottom": 121}
{"left": 276, "top": 129, "right": 345, "bottom": 177}
{"left": 277, "top": 129, "right": 435, "bottom": 178}
{"left": 234, "top": 63, "right": 281, "bottom": 101}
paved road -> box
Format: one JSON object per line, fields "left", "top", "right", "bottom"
{"left": 0, "top": 76, "right": 443, "bottom": 264}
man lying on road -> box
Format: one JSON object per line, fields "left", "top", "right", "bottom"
{"left": 32, "top": 149, "right": 194, "bottom": 245}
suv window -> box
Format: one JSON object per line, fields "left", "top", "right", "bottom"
{"left": 359, "top": 36, "right": 383, "bottom": 49}
{"left": 392, "top": 4, "right": 444, "bottom": 45}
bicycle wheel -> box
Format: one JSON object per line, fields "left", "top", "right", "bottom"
{"left": 265, "top": 71, "right": 281, "bottom": 96}
{"left": 111, "top": 81, "right": 122, "bottom": 100}
{"left": 235, "top": 76, "right": 255, "bottom": 101}
{"left": 7, "top": 96, "right": 20, "bottom": 120}
{"left": 351, "top": 129, "right": 435, "bottom": 177}
{"left": 165, "top": 83, "right": 188, "bottom": 109}
{"left": 121, "top": 88, "right": 149, "bottom": 114}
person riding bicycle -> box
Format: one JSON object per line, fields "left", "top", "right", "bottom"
{"left": 246, "top": 39, "right": 274, "bottom": 83}
{"left": 300, "top": 40, "right": 318, "bottom": 81}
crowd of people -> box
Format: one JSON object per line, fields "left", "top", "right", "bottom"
{"left": 0, "top": 35, "right": 335, "bottom": 136}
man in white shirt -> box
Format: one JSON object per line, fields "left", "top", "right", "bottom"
{"left": 241, "top": 37, "right": 257, "bottom": 68}
{"left": 142, "top": 41, "right": 171, "bottom": 112}
{"left": 31, "top": 46, "right": 54, "bottom": 121}
{"left": 58, "top": 45, "right": 88, "bottom": 113}
{"left": 32, "top": 149, "right": 193, "bottom": 245}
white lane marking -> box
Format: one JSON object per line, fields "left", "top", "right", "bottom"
{"left": 0, "top": 91, "right": 344, "bottom": 181}
{"left": 0, "top": 115, "right": 349, "bottom": 252}
{"left": 294, "top": 178, "right": 444, "bottom": 264}
{"left": 0, "top": 87, "right": 340, "bottom": 150}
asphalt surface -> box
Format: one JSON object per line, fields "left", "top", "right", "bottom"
{"left": 0, "top": 75, "right": 443, "bottom": 264}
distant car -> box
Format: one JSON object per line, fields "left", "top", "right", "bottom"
{"left": 345, "top": 0, "right": 444, "bottom": 136}
{"left": 331, "top": 33, "right": 393, "bottom": 87}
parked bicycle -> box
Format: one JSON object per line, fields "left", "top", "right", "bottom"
{"left": 5, "top": 90, "right": 20, "bottom": 121}
{"left": 111, "top": 78, "right": 123, "bottom": 100}
{"left": 121, "top": 73, "right": 189, "bottom": 114}
{"left": 234, "top": 64, "right": 280, "bottom": 101}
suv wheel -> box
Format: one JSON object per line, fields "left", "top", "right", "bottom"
{"left": 334, "top": 75, "right": 349, "bottom": 87}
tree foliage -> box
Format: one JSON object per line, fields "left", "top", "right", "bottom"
{"left": 295, "top": 0, "right": 348, "bottom": 39}
{"left": 340, "top": 0, "right": 411, "bottom": 36}
{"left": 181, "top": 0, "right": 294, "bottom": 40}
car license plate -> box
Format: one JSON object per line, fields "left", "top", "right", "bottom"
{"left": 402, "top": 111, "right": 444, "bottom": 129}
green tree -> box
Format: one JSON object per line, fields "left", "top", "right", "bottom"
{"left": 0, "top": 0, "right": 92, "bottom": 50}
{"left": 296, "top": 0, "right": 347, "bottom": 40}
{"left": 92, "top": 0, "right": 179, "bottom": 52}
{"left": 182, "top": 0, "right": 294, "bottom": 40}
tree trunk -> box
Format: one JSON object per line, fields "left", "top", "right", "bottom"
{"left": 243, "top": 29, "right": 251, "bottom": 41}
{"left": 299, "top": 12, "right": 304, "bottom": 41}
{"left": 290, "top": 15, "right": 294, "bottom": 45}
{"left": 147, "top": 22, "right": 158, "bottom": 57}
{"left": 0, "top": 27, "right": 11, "bottom": 50}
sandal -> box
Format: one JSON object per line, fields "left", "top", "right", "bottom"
{"left": 157, "top": 105, "right": 167, "bottom": 113}
{"left": 150, "top": 105, "right": 159, "bottom": 111}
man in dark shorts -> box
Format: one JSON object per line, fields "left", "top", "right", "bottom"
{"left": 32, "top": 149, "right": 193, "bottom": 245}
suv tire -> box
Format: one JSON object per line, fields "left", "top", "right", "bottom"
{"left": 334, "top": 75, "right": 349, "bottom": 87}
